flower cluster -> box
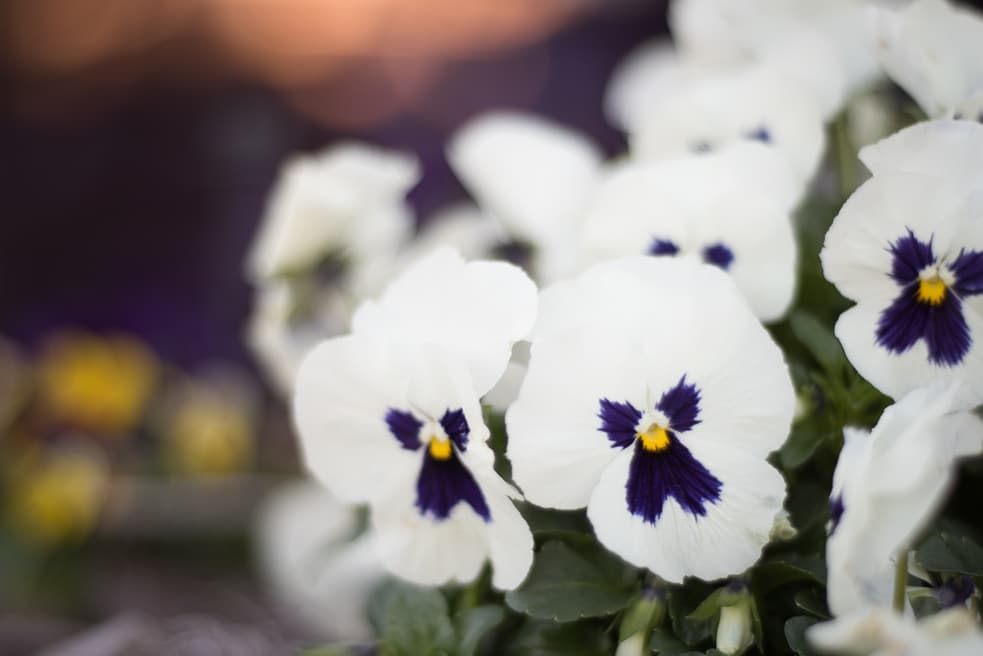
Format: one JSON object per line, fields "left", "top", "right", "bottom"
{"left": 246, "top": 1, "right": 983, "bottom": 653}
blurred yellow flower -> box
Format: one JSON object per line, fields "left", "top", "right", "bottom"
{"left": 37, "top": 332, "right": 158, "bottom": 436}
{"left": 8, "top": 445, "right": 109, "bottom": 546}
{"left": 163, "top": 373, "right": 255, "bottom": 477}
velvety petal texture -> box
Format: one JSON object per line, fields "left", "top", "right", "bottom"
{"left": 507, "top": 257, "right": 794, "bottom": 582}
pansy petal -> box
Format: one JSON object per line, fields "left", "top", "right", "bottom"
{"left": 483, "top": 485, "right": 535, "bottom": 590}
{"left": 352, "top": 247, "right": 537, "bottom": 395}
{"left": 859, "top": 119, "right": 983, "bottom": 180}
{"left": 587, "top": 443, "right": 785, "bottom": 583}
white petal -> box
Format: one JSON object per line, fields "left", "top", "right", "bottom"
{"left": 871, "top": 0, "right": 983, "bottom": 118}
{"left": 352, "top": 247, "right": 538, "bottom": 394}
{"left": 859, "top": 119, "right": 983, "bottom": 181}
{"left": 629, "top": 65, "right": 826, "bottom": 184}
{"left": 483, "top": 484, "right": 535, "bottom": 590}
{"left": 834, "top": 302, "right": 983, "bottom": 406}
{"left": 587, "top": 443, "right": 785, "bottom": 583}
{"left": 247, "top": 143, "right": 419, "bottom": 280}
{"left": 447, "top": 111, "right": 603, "bottom": 247}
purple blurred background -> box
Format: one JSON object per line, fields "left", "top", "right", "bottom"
{"left": 0, "top": 0, "right": 665, "bottom": 370}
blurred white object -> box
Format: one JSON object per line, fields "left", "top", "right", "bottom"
{"left": 808, "top": 606, "right": 983, "bottom": 655}
{"left": 580, "top": 143, "right": 798, "bottom": 322}
{"left": 246, "top": 143, "right": 419, "bottom": 282}
{"left": 824, "top": 383, "right": 983, "bottom": 616}
{"left": 629, "top": 65, "right": 826, "bottom": 186}
{"left": 246, "top": 281, "right": 349, "bottom": 396}
{"left": 447, "top": 111, "right": 604, "bottom": 283}
{"left": 872, "top": 0, "right": 983, "bottom": 119}
{"left": 255, "top": 480, "right": 384, "bottom": 642}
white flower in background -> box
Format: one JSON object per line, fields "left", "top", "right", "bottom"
{"left": 447, "top": 111, "right": 604, "bottom": 283}
{"left": 580, "top": 143, "right": 798, "bottom": 322}
{"left": 294, "top": 249, "right": 536, "bottom": 589}
{"left": 255, "top": 481, "right": 384, "bottom": 642}
{"left": 808, "top": 606, "right": 983, "bottom": 656}
{"left": 629, "top": 65, "right": 826, "bottom": 185}
{"left": 507, "top": 257, "right": 794, "bottom": 583}
{"left": 872, "top": 0, "right": 983, "bottom": 119}
{"left": 821, "top": 121, "right": 983, "bottom": 405}
{"left": 246, "top": 281, "right": 349, "bottom": 396}
{"left": 605, "top": 37, "right": 844, "bottom": 129}
{"left": 825, "top": 384, "right": 983, "bottom": 616}
{"left": 670, "top": 0, "right": 886, "bottom": 98}
{"left": 246, "top": 142, "right": 420, "bottom": 281}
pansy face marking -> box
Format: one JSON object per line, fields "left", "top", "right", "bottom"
{"left": 744, "top": 126, "right": 772, "bottom": 144}
{"left": 876, "top": 229, "right": 983, "bottom": 366}
{"left": 648, "top": 238, "right": 735, "bottom": 271}
{"left": 597, "top": 376, "right": 722, "bottom": 524}
{"left": 384, "top": 407, "right": 491, "bottom": 522}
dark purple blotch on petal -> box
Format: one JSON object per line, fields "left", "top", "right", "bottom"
{"left": 599, "top": 399, "right": 642, "bottom": 449}
{"left": 829, "top": 494, "right": 845, "bottom": 534}
{"left": 649, "top": 238, "right": 680, "bottom": 257}
{"left": 385, "top": 408, "right": 423, "bottom": 451}
{"left": 702, "top": 242, "right": 734, "bottom": 271}
{"left": 626, "top": 438, "right": 722, "bottom": 523}
{"left": 656, "top": 375, "right": 702, "bottom": 433}
{"left": 745, "top": 126, "right": 771, "bottom": 143}
{"left": 952, "top": 248, "right": 983, "bottom": 296}
{"left": 888, "top": 229, "right": 935, "bottom": 284}
{"left": 416, "top": 448, "right": 490, "bottom": 522}
{"left": 934, "top": 576, "right": 975, "bottom": 609}
{"left": 439, "top": 408, "right": 470, "bottom": 452}
{"left": 877, "top": 283, "right": 971, "bottom": 366}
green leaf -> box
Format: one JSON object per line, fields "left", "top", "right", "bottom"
{"left": 454, "top": 605, "right": 505, "bottom": 656}
{"left": 753, "top": 554, "right": 826, "bottom": 593}
{"left": 648, "top": 628, "right": 691, "bottom": 655}
{"left": 505, "top": 540, "right": 639, "bottom": 622}
{"left": 915, "top": 519, "right": 983, "bottom": 576}
{"left": 501, "top": 619, "right": 611, "bottom": 656}
{"left": 780, "top": 420, "right": 832, "bottom": 470}
{"left": 793, "top": 589, "right": 829, "bottom": 619}
{"left": 789, "top": 311, "right": 845, "bottom": 375}
{"left": 686, "top": 586, "right": 746, "bottom": 621}
{"left": 667, "top": 580, "right": 716, "bottom": 647}
{"left": 516, "top": 503, "right": 593, "bottom": 542}
{"left": 784, "top": 616, "right": 820, "bottom": 656}
{"left": 298, "top": 648, "right": 357, "bottom": 656}
{"left": 374, "top": 582, "right": 456, "bottom": 656}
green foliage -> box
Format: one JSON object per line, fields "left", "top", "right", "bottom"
{"left": 505, "top": 540, "right": 639, "bottom": 622}
{"left": 915, "top": 519, "right": 983, "bottom": 576}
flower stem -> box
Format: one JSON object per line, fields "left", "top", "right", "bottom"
{"left": 893, "top": 550, "right": 909, "bottom": 613}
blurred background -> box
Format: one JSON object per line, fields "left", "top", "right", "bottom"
{"left": 0, "top": 1, "right": 664, "bottom": 653}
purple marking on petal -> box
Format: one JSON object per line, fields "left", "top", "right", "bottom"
{"left": 439, "top": 408, "right": 470, "bottom": 452}
{"left": 691, "top": 140, "right": 713, "bottom": 154}
{"left": 745, "top": 126, "right": 771, "bottom": 143}
{"left": 599, "top": 399, "right": 642, "bottom": 449}
{"left": 649, "top": 238, "right": 681, "bottom": 257}
{"left": 385, "top": 408, "right": 423, "bottom": 451}
{"left": 416, "top": 448, "right": 490, "bottom": 522}
{"left": 829, "top": 494, "right": 845, "bottom": 534}
{"left": 625, "top": 437, "right": 722, "bottom": 523}
{"left": 877, "top": 284, "right": 972, "bottom": 366}
{"left": 952, "top": 248, "right": 983, "bottom": 296}
{"left": 702, "top": 242, "right": 735, "bottom": 271}
{"left": 656, "top": 376, "right": 702, "bottom": 433}
{"left": 888, "top": 230, "right": 935, "bottom": 284}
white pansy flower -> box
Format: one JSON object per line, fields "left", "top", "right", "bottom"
{"left": 255, "top": 481, "right": 384, "bottom": 641}
{"left": 629, "top": 65, "right": 826, "bottom": 185}
{"left": 447, "top": 111, "right": 604, "bottom": 283}
{"left": 872, "top": 0, "right": 983, "bottom": 119}
{"left": 294, "top": 249, "right": 536, "bottom": 589}
{"left": 247, "top": 142, "right": 420, "bottom": 281}
{"left": 580, "top": 143, "right": 799, "bottom": 322}
{"left": 821, "top": 121, "right": 983, "bottom": 405}
{"left": 507, "top": 257, "right": 794, "bottom": 583}
{"left": 670, "top": 0, "right": 884, "bottom": 97}
{"left": 808, "top": 606, "right": 983, "bottom": 656}
{"left": 825, "top": 383, "right": 983, "bottom": 616}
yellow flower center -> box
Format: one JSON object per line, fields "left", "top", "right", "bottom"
{"left": 429, "top": 436, "right": 452, "bottom": 460}
{"left": 916, "top": 276, "right": 946, "bottom": 306}
{"left": 637, "top": 423, "right": 671, "bottom": 452}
